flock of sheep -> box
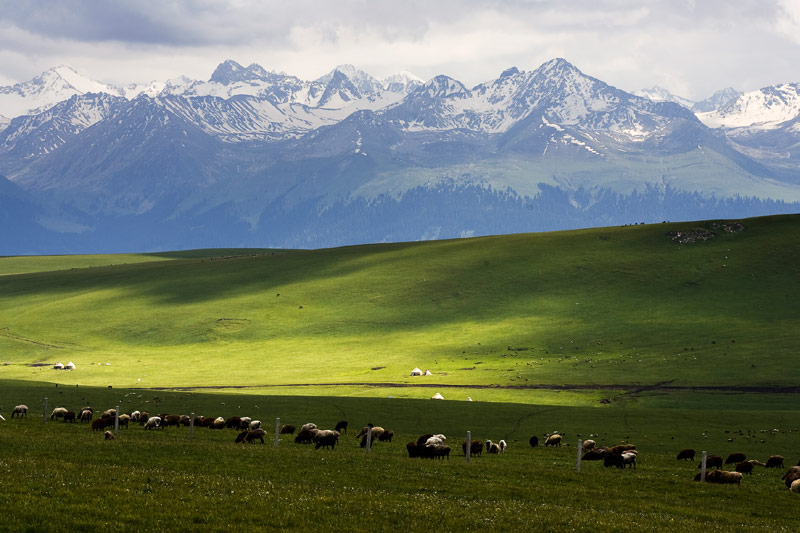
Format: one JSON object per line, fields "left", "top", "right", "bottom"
{"left": 6, "top": 403, "right": 800, "bottom": 492}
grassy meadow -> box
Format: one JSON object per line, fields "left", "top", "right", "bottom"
{"left": 1, "top": 214, "right": 799, "bottom": 529}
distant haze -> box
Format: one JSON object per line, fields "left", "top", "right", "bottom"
{"left": 1, "top": 0, "right": 799, "bottom": 100}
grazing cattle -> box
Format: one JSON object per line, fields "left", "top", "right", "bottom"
{"left": 335, "top": 420, "right": 348, "bottom": 434}
{"left": 677, "top": 449, "right": 695, "bottom": 461}
{"left": 544, "top": 434, "right": 562, "bottom": 448}
{"left": 11, "top": 405, "right": 28, "bottom": 418}
{"left": 280, "top": 424, "right": 296, "bottom": 434}
{"left": 725, "top": 453, "right": 747, "bottom": 465}
{"left": 462, "top": 440, "right": 484, "bottom": 457}
{"left": 62, "top": 411, "right": 76, "bottom": 423}
{"left": 529, "top": 436, "right": 539, "bottom": 448}
{"left": 313, "top": 430, "right": 340, "bottom": 450}
{"left": 698, "top": 455, "right": 723, "bottom": 470}
{"left": 765, "top": 455, "right": 785, "bottom": 469}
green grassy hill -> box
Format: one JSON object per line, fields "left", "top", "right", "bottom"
{"left": 1, "top": 215, "right": 798, "bottom": 405}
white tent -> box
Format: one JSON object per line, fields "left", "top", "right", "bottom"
{"left": 424, "top": 369, "right": 432, "bottom": 376}
{"left": 64, "top": 361, "right": 76, "bottom": 370}
{"left": 410, "top": 367, "right": 423, "bottom": 376}
{"left": 431, "top": 392, "right": 445, "bottom": 400}
{"left": 53, "top": 361, "right": 64, "bottom": 370}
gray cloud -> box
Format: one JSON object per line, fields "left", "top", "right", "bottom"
{"left": 0, "top": 0, "right": 798, "bottom": 100}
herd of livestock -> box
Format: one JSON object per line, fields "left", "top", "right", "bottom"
{"left": 5, "top": 403, "right": 800, "bottom": 492}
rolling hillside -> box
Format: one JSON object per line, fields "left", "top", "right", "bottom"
{"left": 1, "top": 215, "right": 798, "bottom": 401}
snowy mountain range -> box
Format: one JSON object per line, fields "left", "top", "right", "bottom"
{"left": 1, "top": 58, "right": 799, "bottom": 255}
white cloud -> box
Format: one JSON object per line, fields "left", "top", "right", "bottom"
{"left": 0, "top": 0, "right": 798, "bottom": 100}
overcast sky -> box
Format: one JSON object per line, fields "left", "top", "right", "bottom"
{"left": 1, "top": 0, "right": 798, "bottom": 100}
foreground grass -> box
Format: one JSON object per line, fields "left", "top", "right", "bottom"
{"left": 1, "top": 383, "right": 798, "bottom": 531}
{"left": 0, "top": 215, "right": 799, "bottom": 398}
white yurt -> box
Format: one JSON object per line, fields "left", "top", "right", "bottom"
{"left": 410, "top": 367, "right": 423, "bottom": 376}
{"left": 53, "top": 361, "right": 64, "bottom": 370}
{"left": 431, "top": 392, "right": 445, "bottom": 400}
{"left": 424, "top": 369, "right": 432, "bottom": 376}
{"left": 64, "top": 361, "right": 76, "bottom": 370}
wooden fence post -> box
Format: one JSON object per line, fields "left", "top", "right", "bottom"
{"left": 466, "top": 431, "right": 471, "bottom": 463}
{"left": 274, "top": 418, "right": 280, "bottom": 447}
{"left": 576, "top": 439, "right": 583, "bottom": 472}
{"left": 114, "top": 405, "right": 120, "bottom": 433}
{"left": 190, "top": 412, "right": 195, "bottom": 442}
{"left": 700, "top": 451, "right": 707, "bottom": 482}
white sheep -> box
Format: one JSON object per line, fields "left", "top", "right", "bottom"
{"left": 622, "top": 452, "right": 637, "bottom": 469}
{"left": 485, "top": 439, "right": 501, "bottom": 454}
{"left": 11, "top": 405, "right": 28, "bottom": 418}
{"left": 50, "top": 407, "right": 68, "bottom": 420}
{"left": 144, "top": 416, "right": 161, "bottom": 430}
{"left": 301, "top": 422, "right": 317, "bottom": 433}
{"left": 791, "top": 479, "right": 800, "bottom": 493}
{"left": 249, "top": 420, "right": 262, "bottom": 430}
{"left": 130, "top": 410, "right": 141, "bottom": 422}
{"left": 425, "top": 434, "right": 447, "bottom": 447}
{"left": 544, "top": 434, "right": 562, "bottom": 447}
{"left": 498, "top": 440, "right": 507, "bottom": 453}
{"left": 582, "top": 439, "right": 596, "bottom": 452}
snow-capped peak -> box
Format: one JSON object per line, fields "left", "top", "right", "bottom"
{"left": 634, "top": 86, "right": 694, "bottom": 109}
{"left": 383, "top": 70, "right": 424, "bottom": 93}
{"left": 697, "top": 83, "right": 800, "bottom": 130}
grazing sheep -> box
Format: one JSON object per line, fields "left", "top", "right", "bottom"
{"left": 621, "top": 452, "right": 637, "bottom": 469}
{"left": 462, "top": 440, "right": 484, "bottom": 457}
{"left": 582, "top": 440, "right": 596, "bottom": 453}
{"left": 735, "top": 461, "right": 754, "bottom": 475}
{"left": 360, "top": 427, "right": 386, "bottom": 448}
{"left": 78, "top": 409, "right": 93, "bottom": 423}
{"left": 300, "top": 423, "right": 317, "bottom": 433}
{"left": 280, "top": 424, "right": 296, "bottom": 434}
{"left": 377, "top": 429, "right": 394, "bottom": 442}
{"left": 434, "top": 445, "right": 451, "bottom": 460}
{"left": 179, "top": 415, "right": 192, "bottom": 426}
{"left": 295, "top": 428, "right": 318, "bottom": 444}
{"left": 407, "top": 442, "right": 432, "bottom": 459}
{"left": 416, "top": 434, "right": 434, "bottom": 445}
{"left": 765, "top": 455, "right": 785, "bottom": 468}
{"left": 225, "top": 416, "right": 242, "bottom": 429}
{"left": 694, "top": 470, "right": 743, "bottom": 484}
{"left": 604, "top": 454, "right": 624, "bottom": 468}
{"left": 118, "top": 414, "right": 130, "bottom": 429}
{"left": 130, "top": 410, "right": 141, "bottom": 422}
{"left": 790, "top": 479, "right": 800, "bottom": 493}
{"left": 498, "top": 440, "right": 507, "bottom": 453}
{"left": 238, "top": 417, "right": 252, "bottom": 430}
{"left": 486, "top": 440, "right": 500, "bottom": 454}
{"left": 235, "top": 430, "right": 249, "bottom": 443}
{"left": 50, "top": 407, "right": 68, "bottom": 420}
{"left": 609, "top": 444, "right": 636, "bottom": 455}
{"left": 747, "top": 460, "right": 766, "bottom": 467}
{"left": 102, "top": 409, "right": 116, "bottom": 419}
{"left": 62, "top": 411, "right": 76, "bottom": 423}
{"left": 249, "top": 420, "right": 262, "bottom": 430}
{"left": 313, "top": 430, "right": 340, "bottom": 450}
{"left": 698, "top": 455, "right": 723, "bottom": 470}
{"left": 355, "top": 424, "right": 375, "bottom": 439}
{"left": 424, "top": 434, "right": 446, "bottom": 447}
{"left": 210, "top": 417, "right": 225, "bottom": 430}
{"left": 138, "top": 412, "right": 150, "bottom": 425}
{"left": 104, "top": 431, "right": 115, "bottom": 440}
{"left": 781, "top": 467, "right": 800, "bottom": 488}
{"left": 582, "top": 449, "right": 607, "bottom": 461}
{"left": 544, "top": 434, "right": 562, "bottom": 448}
{"left": 529, "top": 436, "right": 539, "bottom": 447}
{"left": 725, "top": 452, "right": 747, "bottom": 465}
{"left": 161, "top": 414, "right": 181, "bottom": 428}
{"left": 677, "top": 449, "right": 696, "bottom": 461}
{"left": 144, "top": 416, "right": 162, "bottom": 430}
{"left": 91, "top": 418, "right": 107, "bottom": 431}
{"left": 335, "top": 420, "right": 348, "bottom": 434}
{"left": 245, "top": 429, "right": 267, "bottom": 443}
